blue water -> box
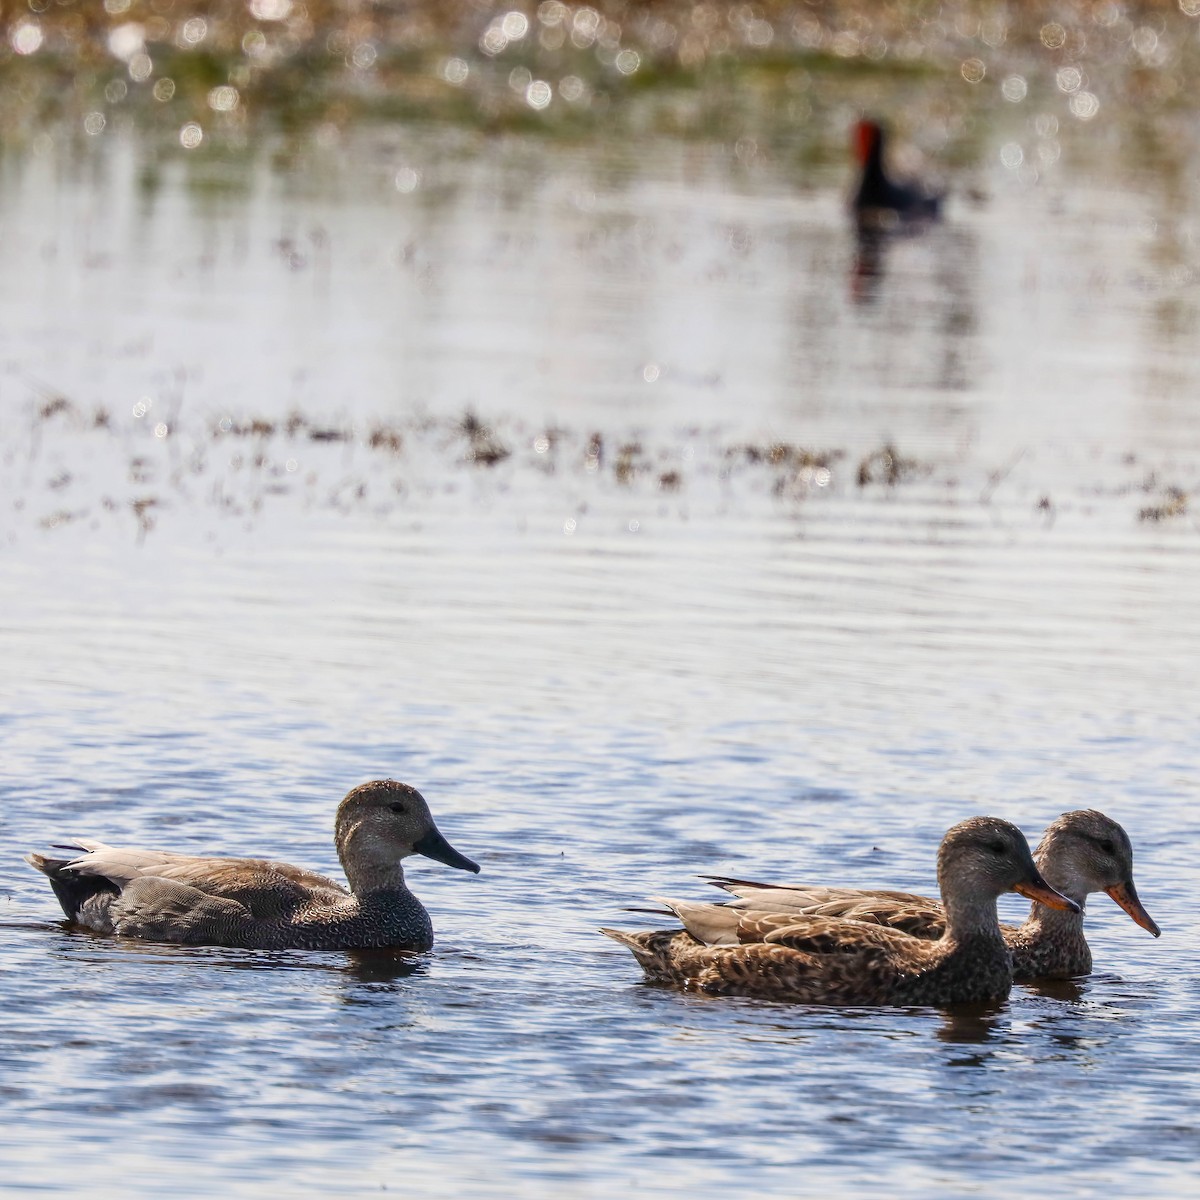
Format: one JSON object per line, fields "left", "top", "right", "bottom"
{"left": 1, "top": 121, "right": 1198, "bottom": 1197}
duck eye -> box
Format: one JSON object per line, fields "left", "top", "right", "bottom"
{"left": 389, "top": 803, "right": 407, "bottom": 815}
{"left": 1099, "top": 839, "right": 1116, "bottom": 855}
{"left": 988, "top": 840, "right": 1008, "bottom": 855}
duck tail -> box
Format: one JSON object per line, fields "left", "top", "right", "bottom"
{"left": 599, "top": 926, "right": 649, "bottom": 952}
{"left": 600, "top": 927, "right": 690, "bottom": 981}
{"left": 25, "top": 851, "right": 119, "bottom": 926}
{"left": 699, "top": 874, "right": 777, "bottom": 892}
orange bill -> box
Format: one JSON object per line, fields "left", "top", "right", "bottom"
{"left": 1104, "top": 880, "right": 1162, "bottom": 937}
{"left": 1014, "top": 871, "right": 1081, "bottom": 913}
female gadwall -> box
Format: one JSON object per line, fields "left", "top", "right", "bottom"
{"left": 704, "top": 810, "right": 1160, "bottom": 980}
{"left": 602, "top": 817, "right": 1078, "bottom": 1006}
{"left": 26, "top": 779, "right": 479, "bottom": 951}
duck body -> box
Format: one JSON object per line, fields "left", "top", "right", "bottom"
{"left": 604, "top": 817, "right": 1078, "bottom": 1006}
{"left": 26, "top": 780, "right": 480, "bottom": 952}
{"left": 605, "top": 910, "right": 1015, "bottom": 1006}
{"left": 704, "top": 811, "right": 1159, "bottom": 981}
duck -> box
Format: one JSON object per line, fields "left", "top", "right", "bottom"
{"left": 852, "top": 117, "right": 942, "bottom": 230}
{"left": 25, "top": 779, "right": 479, "bottom": 951}
{"left": 602, "top": 817, "right": 1078, "bottom": 1006}
{"left": 702, "top": 810, "right": 1160, "bottom": 981}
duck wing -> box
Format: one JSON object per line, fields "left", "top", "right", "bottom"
{"left": 60, "top": 845, "right": 348, "bottom": 921}
{"left": 732, "top": 911, "right": 929, "bottom": 957}
{"left": 107, "top": 877, "right": 255, "bottom": 944}
{"left": 703, "top": 878, "right": 947, "bottom": 939}
{"left": 658, "top": 899, "right": 931, "bottom": 957}
{"left": 772, "top": 897, "right": 946, "bottom": 939}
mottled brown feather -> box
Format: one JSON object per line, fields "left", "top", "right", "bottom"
{"left": 604, "top": 816, "right": 1073, "bottom": 1005}
{"left": 704, "top": 811, "right": 1158, "bottom": 980}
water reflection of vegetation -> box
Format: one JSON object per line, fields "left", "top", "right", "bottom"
{"left": 4, "top": 1, "right": 1200, "bottom": 170}
{"left": 17, "top": 397, "right": 1199, "bottom": 537}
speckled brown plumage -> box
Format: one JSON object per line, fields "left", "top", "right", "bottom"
{"left": 603, "top": 817, "right": 1080, "bottom": 1006}
{"left": 26, "top": 780, "right": 480, "bottom": 951}
{"left": 702, "top": 811, "right": 1160, "bottom": 981}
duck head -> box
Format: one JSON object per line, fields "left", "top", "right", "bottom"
{"left": 1035, "top": 810, "right": 1160, "bottom": 936}
{"left": 335, "top": 779, "right": 479, "bottom": 892}
{"left": 937, "top": 816, "right": 1079, "bottom": 931}
{"left": 854, "top": 118, "right": 885, "bottom": 169}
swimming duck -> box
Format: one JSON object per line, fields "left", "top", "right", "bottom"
{"left": 702, "top": 810, "right": 1160, "bottom": 981}
{"left": 852, "top": 118, "right": 942, "bottom": 230}
{"left": 26, "top": 779, "right": 479, "bottom": 951}
{"left": 602, "top": 817, "right": 1078, "bottom": 1005}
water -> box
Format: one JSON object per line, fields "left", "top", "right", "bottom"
{"left": 1, "top": 112, "right": 1199, "bottom": 1197}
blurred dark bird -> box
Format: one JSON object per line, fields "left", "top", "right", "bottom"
{"left": 852, "top": 118, "right": 942, "bottom": 231}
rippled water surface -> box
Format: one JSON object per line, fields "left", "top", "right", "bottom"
{"left": 2, "top": 114, "right": 1199, "bottom": 1198}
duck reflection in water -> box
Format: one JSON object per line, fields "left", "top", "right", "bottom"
{"left": 936, "top": 1001, "right": 1005, "bottom": 1047}
{"left": 850, "top": 117, "right": 943, "bottom": 305}
{"left": 343, "top": 948, "right": 428, "bottom": 986}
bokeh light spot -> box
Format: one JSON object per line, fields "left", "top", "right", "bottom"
{"left": 1001, "top": 75, "right": 1027, "bottom": 102}
{"left": 208, "top": 86, "right": 239, "bottom": 112}
{"left": 180, "top": 121, "right": 204, "bottom": 149}
{"left": 394, "top": 167, "right": 421, "bottom": 193}
{"left": 615, "top": 49, "right": 641, "bottom": 75}
{"left": 1040, "top": 23, "right": 1066, "bottom": 49}
{"left": 1056, "top": 66, "right": 1083, "bottom": 93}
{"left": 11, "top": 20, "right": 44, "bottom": 56}
{"left": 480, "top": 25, "right": 508, "bottom": 56}
{"left": 442, "top": 57, "right": 469, "bottom": 86}
{"left": 107, "top": 22, "right": 144, "bottom": 61}
{"left": 249, "top": 0, "right": 293, "bottom": 19}
{"left": 960, "top": 58, "right": 986, "bottom": 84}
{"left": 501, "top": 11, "right": 529, "bottom": 40}
{"left": 526, "top": 80, "right": 553, "bottom": 110}
{"left": 180, "top": 17, "right": 208, "bottom": 46}
{"left": 559, "top": 75, "right": 587, "bottom": 103}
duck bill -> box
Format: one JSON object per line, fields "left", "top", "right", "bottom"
{"left": 1104, "top": 880, "right": 1161, "bottom": 937}
{"left": 1014, "top": 872, "right": 1080, "bottom": 913}
{"left": 413, "top": 828, "right": 480, "bottom": 874}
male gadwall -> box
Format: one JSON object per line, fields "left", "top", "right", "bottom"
{"left": 26, "top": 779, "right": 479, "bottom": 951}
{"left": 704, "top": 810, "right": 1160, "bottom": 980}
{"left": 602, "top": 817, "right": 1078, "bottom": 1006}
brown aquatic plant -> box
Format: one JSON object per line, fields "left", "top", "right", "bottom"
{"left": 857, "top": 443, "right": 924, "bottom": 487}
{"left": 1138, "top": 487, "right": 1188, "bottom": 522}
